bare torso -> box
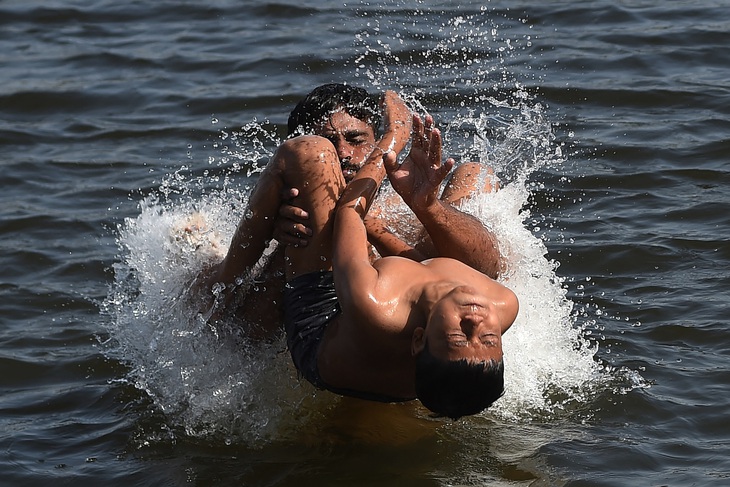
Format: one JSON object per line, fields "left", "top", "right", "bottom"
{"left": 316, "top": 255, "right": 516, "bottom": 399}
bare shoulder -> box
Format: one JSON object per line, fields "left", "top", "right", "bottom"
{"left": 419, "top": 256, "right": 479, "bottom": 275}
{"left": 371, "top": 256, "right": 430, "bottom": 295}
{"left": 325, "top": 256, "right": 422, "bottom": 362}
{"left": 373, "top": 254, "right": 426, "bottom": 273}
{"left": 424, "top": 256, "right": 518, "bottom": 319}
{"left": 349, "top": 255, "right": 426, "bottom": 323}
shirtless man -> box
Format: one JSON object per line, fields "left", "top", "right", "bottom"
{"left": 204, "top": 91, "right": 518, "bottom": 418}
{"left": 208, "top": 85, "right": 503, "bottom": 334}
{"left": 274, "top": 84, "right": 501, "bottom": 279}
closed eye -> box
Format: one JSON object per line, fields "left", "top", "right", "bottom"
{"left": 448, "top": 333, "right": 468, "bottom": 347}
{"left": 480, "top": 335, "right": 498, "bottom": 346}
{"left": 344, "top": 130, "right": 369, "bottom": 144}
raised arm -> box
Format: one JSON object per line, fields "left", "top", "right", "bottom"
{"left": 336, "top": 91, "right": 412, "bottom": 219}
{"left": 199, "top": 157, "right": 286, "bottom": 297}
{"left": 387, "top": 115, "right": 502, "bottom": 279}
{"left": 332, "top": 91, "right": 412, "bottom": 301}
{"left": 271, "top": 88, "right": 411, "bottom": 248}
{"left": 187, "top": 168, "right": 283, "bottom": 322}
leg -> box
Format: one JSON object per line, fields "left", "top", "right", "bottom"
{"left": 276, "top": 136, "right": 346, "bottom": 279}
{"left": 198, "top": 135, "right": 342, "bottom": 332}
{"left": 439, "top": 162, "right": 497, "bottom": 205}
{"left": 214, "top": 135, "right": 343, "bottom": 285}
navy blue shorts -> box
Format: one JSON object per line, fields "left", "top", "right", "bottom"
{"left": 283, "top": 270, "right": 340, "bottom": 390}
{"left": 282, "top": 271, "right": 412, "bottom": 403}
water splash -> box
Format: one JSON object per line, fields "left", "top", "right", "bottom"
{"left": 350, "top": 3, "right": 536, "bottom": 101}
{"left": 102, "top": 5, "right": 634, "bottom": 446}
{"left": 102, "top": 94, "right": 611, "bottom": 444}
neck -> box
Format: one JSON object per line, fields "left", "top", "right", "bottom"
{"left": 413, "top": 280, "right": 456, "bottom": 328}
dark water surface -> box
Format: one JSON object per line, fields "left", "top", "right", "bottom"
{"left": 2, "top": 1, "right": 729, "bottom": 485}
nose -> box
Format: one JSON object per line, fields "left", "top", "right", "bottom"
{"left": 461, "top": 315, "right": 483, "bottom": 331}
{"left": 336, "top": 143, "right": 352, "bottom": 162}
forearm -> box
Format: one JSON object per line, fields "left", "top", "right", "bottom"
{"left": 337, "top": 161, "right": 386, "bottom": 222}
{"left": 332, "top": 153, "right": 394, "bottom": 290}
{"left": 332, "top": 90, "right": 412, "bottom": 277}
{"left": 335, "top": 90, "right": 411, "bottom": 217}
{"left": 379, "top": 90, "right": 412, "bottom": 155}
{"left": 414, "top": 199, "right": 502, "bottom": 279}
{"left": 215, "top": 213, "right": 270, "bottom": 285}
{"left": 333, "top": 206, "right": 379, "bottom": 297}
{"left": 336, "top": 137, "right": 404, "bottom": 218}
{"left": 190, "top": 195, "right": 275, "bottom": 319}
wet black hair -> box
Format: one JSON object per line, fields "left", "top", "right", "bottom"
{"left": 287, "top": 83, "right": 382, "bottom": 137}
{"left": 414, "top": 341, "right": 505, "bottom": 420}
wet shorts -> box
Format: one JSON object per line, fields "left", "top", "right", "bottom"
{"left": 283, "top": 270, "right": 412, "bottom": 403}
{"left": 283, "top": 270, "right": 341, "bottom": 390}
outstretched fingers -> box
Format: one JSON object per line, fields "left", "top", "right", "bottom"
{"left": 425, "top": 126, "right": 453, "bottom": 182}
{"left": 428, "top": 125, "right": 442, "bottom": 165}
{"left": 440, "top": 157, "right": 455, "bottom": 180}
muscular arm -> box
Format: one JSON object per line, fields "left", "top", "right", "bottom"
{"left": 194, "top": 144, "right": 291, "bottom": 309}
{"left": 333, "top": 91, "right": 412, "bottom": 306}
{"left": 413, "top": 198, "right": 501, "bottom": 279}
{"left": 386, "top": 115, "right": 502, "bottom": 279}
{"left": 213, "top": 168, "right": 282, "bottom": 285}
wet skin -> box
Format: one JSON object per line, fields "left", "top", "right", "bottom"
{"left": 315, "top": 110, "right": 377, "bottom": 182}
{"left": 421, "top": 285, "right": 504, "bottom": 364}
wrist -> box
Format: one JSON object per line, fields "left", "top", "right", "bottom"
{"left": 412, "top": 197, "right": 446, "bottom": 224}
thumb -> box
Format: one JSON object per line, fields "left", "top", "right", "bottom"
{"left": 435, "top": 157, "right": 455, "bottom": 182}
{"left": 383, "top": 149, "right": 399, "bottom": 173}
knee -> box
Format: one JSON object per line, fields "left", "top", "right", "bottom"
{"left": 453, "top": 162, "right": 497, "bottom": 192}
{"left": 273, "top": 135, "right": 342, "bottom": 185}
{"left": 452, "top": 162, "right": 483, "bottom": 178}
{"left": 278, "top": 135, "right": 336, "bottom": 162}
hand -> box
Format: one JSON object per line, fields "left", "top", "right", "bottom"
{"left": 271, "top": 187, "right": 313, "bottom": 247}
{"left": 378, "top": 90, "right": 412, "bottom": 156}
{"left": 384, "top": 114, "right": 454, "bottom": 211}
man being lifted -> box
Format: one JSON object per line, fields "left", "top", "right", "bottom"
{"left": 202, "top": 90, "right": 517, "bottom": 418}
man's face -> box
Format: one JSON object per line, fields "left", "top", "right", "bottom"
{"left": 420, "top": 286, "right": 504, "bottom": 364}
{"left": 315, "top": 109, "right": 376, "bottom": 182}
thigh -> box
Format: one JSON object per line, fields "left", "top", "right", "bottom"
{"left": 440, "top": 162, "right": 497, "bottom": 205}
{"left": 276, "top": 136, "right": 346, "bottom": 278}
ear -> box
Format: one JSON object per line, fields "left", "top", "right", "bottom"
{"left": 411, "top": 327, "right": 426, "bottom": 356}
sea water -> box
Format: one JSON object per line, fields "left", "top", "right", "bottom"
{"left": 6, "top": 0, "right": 728, "bottom": 483}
